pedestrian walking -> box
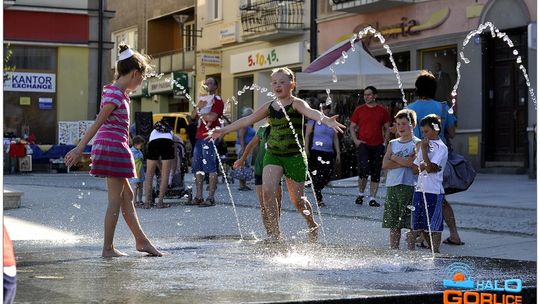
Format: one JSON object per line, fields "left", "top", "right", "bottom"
{"left": 305, "top": 103, "right": 341, "bottom": 207}
{"left": 349, "top": 86, "right": 391, "bottom": 207}
{"left": 236, "top": 107, "right": 256, "bottom": 191}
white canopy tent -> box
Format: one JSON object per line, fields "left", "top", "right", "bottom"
{"left": 296, "top": 39, "right": 420, "bottom": 91}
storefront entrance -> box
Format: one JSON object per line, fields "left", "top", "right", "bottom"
{"left": 483, "top": 27, "right": 528, "bottom": 166}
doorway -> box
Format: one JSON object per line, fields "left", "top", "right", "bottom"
{"left": 483, "top": 27, "right": 528, "bottom": 166}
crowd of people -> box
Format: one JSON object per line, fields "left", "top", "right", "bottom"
{"left": 63, "top": 43, "right": 463, "bottom": 258}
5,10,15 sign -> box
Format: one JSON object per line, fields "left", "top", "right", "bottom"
{"left": 4, "top": 72, "right": 56, "bottom": 93}
{"left": 230, "top": 42, "right": 303, "bottom": 74}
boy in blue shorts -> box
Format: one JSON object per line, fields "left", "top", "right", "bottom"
{"left": 411, "top": 114, "right": 448, "bottom": 253}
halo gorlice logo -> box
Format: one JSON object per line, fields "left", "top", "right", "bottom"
{"left": 442, "top": 262, "right": 523, "bottom": 304}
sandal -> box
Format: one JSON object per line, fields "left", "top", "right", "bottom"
{"left": 143, "top": 202, "right": 152, "bottom": 209}
{"left": 199, "top": 197, "right": 216, "bottom": 207}
{"left": 443, "top": 237, "right": 465, "bottom": 246}
{"left": 135, "top": 201, "right": 144, "bottom": 208}
{"left": 186, "top": 197, "right": 203, "bottom": 206}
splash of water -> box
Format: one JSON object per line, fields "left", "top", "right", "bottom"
{"left": 452, "top": 21, "right": 537, "bottom": 111}
{"left": 159, "top": 74, "right": 244, "bottom": 239}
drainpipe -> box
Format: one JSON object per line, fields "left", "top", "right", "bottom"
{"left": 96, "top": 0, "right": 104, "bottom": 114}
{"left": 309, "top": 0, "right": 317, "bottom": 62}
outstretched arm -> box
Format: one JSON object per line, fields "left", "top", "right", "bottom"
{"left": 233, "top": 136, "right": 260, "bottom": 169}
{"left": 209, "top": 101, "right": 270, "bottom": 140}
{"left": 65, "top": 103, "right": 115, "bottom": 167}
{"left": 292, "top": 98, "right": 345, "bottom": 133}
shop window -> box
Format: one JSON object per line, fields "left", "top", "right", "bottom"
{"left": 375, "top": 51, "right": 410, "bottom": 72}
{"left": 235, "top": 76, "right": 254, "bottom": 119}
{"left": 5, "top": 46, "right": 56, "bottom": 71}
{"left": 111, "top": 27, "right": 138, "bottom": 68}
{"left": 419, "top": 45, "right": 458, "bottom": 104}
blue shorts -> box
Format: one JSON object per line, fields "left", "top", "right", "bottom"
{"left": 191, "top": 139, "right": 218, "bottom": 174}
{"left": 411, "top": 191, "right": 444, "bottom": 232}
{"left": 4, "top": 273, "right": 16, "bottom": 304}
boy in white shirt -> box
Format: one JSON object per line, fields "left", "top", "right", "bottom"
{"left": 411, "top": 114, "right": 448, "bottom": 253}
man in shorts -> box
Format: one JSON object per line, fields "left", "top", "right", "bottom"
{"left": 191, "top": 77, "right": 224, "bottom": 207}
{"left": 349, "top": 86, "right": 390, "bottom": 207}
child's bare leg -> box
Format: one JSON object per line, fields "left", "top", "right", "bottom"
{"left": 157, "top": 159, "right": 172, "bottom": 207}
{"left": 285, "top": 178, "right": 319, "bottom": 242}
{"left": 389, "top": 228, "right": 401, "bottom": 249}
{"left": 103, "top": 178, "right": 128, "bottom": 257}
{"left": 118, "top": 179, "right": 163, "bottom": 256}
{"left": 276, "top": 183, "right": 283, "bottom": 222}
{"left": 143, "top": 161, "right": 157, "bottom": 208}
{"left": 406, "top": 230, "right": 416, "bottom": 251}
{"left": 262, "top": 165, "right": 283, "bottom": 239}
{"left": 256, "top": 185, "right": 272, "bottom": 236}
{"left": 431, "top": 232, "right": 442, "bottom": 253}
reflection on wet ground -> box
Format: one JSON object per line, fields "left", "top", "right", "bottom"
{"left": 15, "top": 236, "right": 536, "bottom": 303}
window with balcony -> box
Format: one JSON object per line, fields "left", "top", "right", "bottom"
{"left": 208, "top": 0, "right": 223, "bottom": 22}
{"left": 111, "top": 28, "right": 138, "bottom": 68}
{"left": 240, "top": 0, "right": 304, "bottom": 35}
{"left": 184, "top": 21, "right": 196, "bottom": 51}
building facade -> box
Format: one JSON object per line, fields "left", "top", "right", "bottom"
{"left": 195, "top": 0, "right": 311, "bottom": 121}
{"left": 316, "top": 0, "right": 536, "bottom": 176}
{"left": 3, "top": 0, "right": 114, "bottom": 144}
{"left": 108, "top": 0, "right": 196, "bottom": 117}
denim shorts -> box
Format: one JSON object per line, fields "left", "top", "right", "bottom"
{"left": 191, "top": 139, "right": 218, "bottom": 173}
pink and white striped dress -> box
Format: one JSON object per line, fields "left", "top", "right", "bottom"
{"left": 90, "top": 84, "right": 136, "bottom": 178}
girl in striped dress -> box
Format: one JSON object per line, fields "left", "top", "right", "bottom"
{"left": 65, "top": 44, "right": 163, "bottom": 257}
{"left": 210, "top": 67, "right": 345, "bottom": 242}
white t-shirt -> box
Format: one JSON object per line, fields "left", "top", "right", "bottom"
{"left": 198, "top": 94, "right": 215, "bottom": 115}
{"left": 413, "top": 138, "right": 448, "bottom": 194}
{"left": 149, "top": 129, "right": 173, "bottom": 142}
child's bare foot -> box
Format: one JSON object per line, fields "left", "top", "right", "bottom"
{"left": 102, "top": 247, "right": 128, "bottom": 257}
{"left": 136, "top": 240, "right": 164, "bottom": 256}
{"left": 308, "top": 223, "right": 320, "bottom": 242}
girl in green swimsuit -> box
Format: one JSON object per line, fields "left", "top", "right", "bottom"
{"left": 210, "top": 67, "right": 345, "bottom": 241}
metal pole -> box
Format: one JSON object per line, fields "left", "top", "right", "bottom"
{"left": 97, "top": 0, "right": 104, "bottom": 114}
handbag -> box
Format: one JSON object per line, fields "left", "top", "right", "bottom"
{"left": 437, "top": 102, "right": 476, "bottom": 194}
{"left": 230, "top": 166, "right": 254, "bottom": 181}
{"left": 443, "top": 150, "right": 476, "bottom": 194}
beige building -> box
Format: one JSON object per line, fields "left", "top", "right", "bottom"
{"left": 108, "top": 0, "right": 196, "bottom": 117}
{"left": 195, "top": 0, "right": 311, "bottom": 121}
{"left": 313, "top": 0, "right": 537, "bottom": 176}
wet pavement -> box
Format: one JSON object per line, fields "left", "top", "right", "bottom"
{"left": 3, "top": 172, "right": 537, "bottom": 303}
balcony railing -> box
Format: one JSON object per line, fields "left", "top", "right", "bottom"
{"left": 151, "top": 48, "right": 195, "bottom": 74}
{"left": 330, "top": 0, "right": 418, "bottom": 13}
{"left": 240, "top": 0, "right": 304, "bottom": 39}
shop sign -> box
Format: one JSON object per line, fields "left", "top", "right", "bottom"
{"left": 201, "top": 53, "right": 221, "bottom": 65}
{"left": 4, "top": 72, "right": 56, "bottom": 93}
{"left": 350, "top": 7, "right": 450, "bottom": 46}
{"left": 219, "top": 23, "right": 237, "bottom": 44}
{"left": 230, "top": 42, "right": 303, "bottom": 74}
{"left": 148, "top": 73, "right": 174, "bottom": 94}
{"left": 129, "top": 79, "right": 150, "bottom": 98}
{"left": 38, "top": 97, "right": 53, "bottom": 110}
